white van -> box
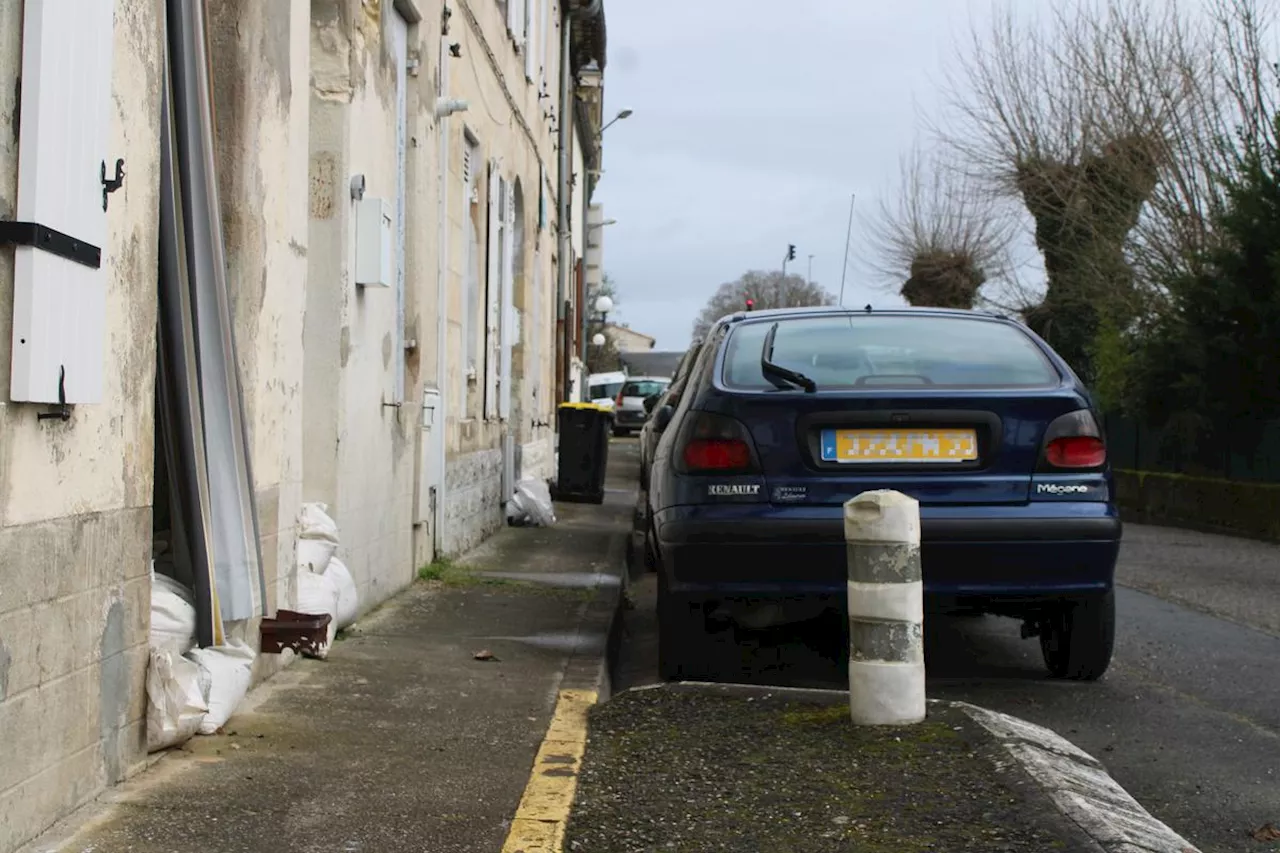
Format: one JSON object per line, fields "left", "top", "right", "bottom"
{"left": 587, "top": 370, "right": 627, "bottom": 411}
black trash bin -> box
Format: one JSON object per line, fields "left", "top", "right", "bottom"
{"left": 554, "top": 402, "right": 611, "bottom": 504}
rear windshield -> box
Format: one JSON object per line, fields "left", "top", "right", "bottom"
{"left": 589, "top": 382, "right": 624, "bottom": 400}
{"left": 722, "top": 315, "right": 1059, "bottom": 390}
{"left": 622, "top": 380, "right": 668, "bottom": 397}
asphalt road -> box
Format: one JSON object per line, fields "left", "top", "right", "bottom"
{"left": 617, "top": 476, "right": 1280, "bottom": 853}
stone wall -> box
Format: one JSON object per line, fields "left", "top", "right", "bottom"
{"left": 443, "top": 447, "right": 505, "bottom": 556}
{"left": 0, "top": 3, "right": 163, "bottom": 846}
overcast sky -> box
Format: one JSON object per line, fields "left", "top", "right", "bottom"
{"left": 596, "top": 0, "right": 1007, "bottom": 350}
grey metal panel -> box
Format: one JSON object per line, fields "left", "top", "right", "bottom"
{"left": 160, "top": 0, "right": 265, "bottom": 628}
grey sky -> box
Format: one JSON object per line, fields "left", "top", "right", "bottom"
{"left": 596, "top": 0, "right": 997, "bottom": 350}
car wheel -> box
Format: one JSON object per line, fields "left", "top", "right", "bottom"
{"left": 643, "top": 525, "right": 658, "bottom": 573}
{"left": 1039, "top": 590, "right": 1115, "bottom": 681}
{"left": 657, "top": 575, "right": 707, "bottom": 681}
{"left": 612, "top": 427, "right": 628, "bottom": 437}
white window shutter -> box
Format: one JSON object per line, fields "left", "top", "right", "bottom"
{"left": 539, "top": 0, "right": 551, "bottom": 91}
{"left": 7, "top": 0, "right": 117, "bottom": 404}
{"left": 531, "top": 251, "right": 542, "bottom": 408}
{"left": 484, "top": 162, "right": 502, "bottom": 419}
{"left": 524, "top": 0, "right": 537, "bottom": 81}
{"left": 498, "top": 182, "right": 516, "bottom": 421}
{"left": 508, "top": 0, "right": 524, "bottom": 47}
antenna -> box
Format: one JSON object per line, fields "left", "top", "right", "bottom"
{"left": 838, "top": 192, "right": 855, "bottom": 307}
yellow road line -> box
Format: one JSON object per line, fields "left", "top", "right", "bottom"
{"left": 501, "top": 688, "right": 599, "bottom": 853}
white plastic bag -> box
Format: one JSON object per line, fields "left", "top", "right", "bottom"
{"left": 146, "top": 647, "right": 209, "bottom": 752}
{"left": 187, "top": 640, "right": 255, "bottom": 735}
{"left": 296, "top": 568, "right": 340, "bottom": 658}
{"left": 324, "top": 557, "right": 359, "bottom": 630}
{"left": 506, "top": 478, "right": 557, "bottom": 527}
{"left": 297, "top": 502, "right": 341, "bottom": 571}
{"left": 150, "top": 573, "right": 198, "bottom": 656}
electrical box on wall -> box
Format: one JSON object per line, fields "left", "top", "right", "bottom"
{"left": 355, "top": 196, "right": 393, "bottom": 287}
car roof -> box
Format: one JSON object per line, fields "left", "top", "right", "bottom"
{"left": 721, "top": 305, "right": 1011, "bottom": 325}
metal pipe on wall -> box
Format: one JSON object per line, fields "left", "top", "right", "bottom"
{"left": 434, "top": 6, "right": 454, "bottom": 557}
{"left": 556, "top": 1, "right": 573, "bottom": 401}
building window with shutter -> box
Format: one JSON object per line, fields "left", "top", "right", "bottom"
{"left": 463, "top": 132, "right": 483, "bottom": 418}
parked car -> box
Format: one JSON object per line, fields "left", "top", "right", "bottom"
{"left": 647, "top": 306, "right": 1121, "bottom": 683}
{"left": 638, "top": 339, "right": 703, "bottom": 490}
{"left": 587, "top": 370, "right": 627, "bottom": 412}
{"left": 612, "top": 376, "right": 670, "bottom": 436}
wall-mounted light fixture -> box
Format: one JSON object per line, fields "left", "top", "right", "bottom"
{"left": 435, "top": 97, "right": 469, "bottom": 118}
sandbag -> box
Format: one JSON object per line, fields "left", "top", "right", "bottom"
{"left": 297, "top": 502, "right": 341, "bottom": 572}
{"left": 187, "top": 640, "right": 256, "bottom": 735}
{"left": 325, "top": 557, "right": 359, "bottom": 630}
{"left": 296, "top": 568, "right": 340, "bottom": 658}
{"left": 150, "top": 572, "right": 197, "bottom": 656}
{"left": 297, "top": 538, "right": 336, "bottom": 573}
{"left": 146, "top": 646, "right": 208, "bottom": 752}
{"left": 506, "top": 478, "right": 557, "bottom": 527}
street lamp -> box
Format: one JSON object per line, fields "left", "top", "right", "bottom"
{"left": 591, "top": 332, "right": 607, "bottom": 347}
{"left": 597, "top": 109, "right": 633, "bottom": 137}
{"left": 594, "top": 294, "right": 614, "bottom": 323}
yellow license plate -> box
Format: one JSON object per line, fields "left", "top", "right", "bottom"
{"left": 821, "top": 429, "right": 978, "bottom": 463}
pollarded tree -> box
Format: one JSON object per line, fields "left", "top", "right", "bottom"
{"left": 691, "top": 271, "right": 835, "bottom": 341}
{"left": 937, "top": 0, "right": 1202, "bottom": 379}
{"left": 864, "top": 146, "right": 1018, "bottom": 310}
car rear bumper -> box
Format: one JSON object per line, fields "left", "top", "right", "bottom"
{"left": 654, "top": 502, "right": 1121, "bottom": 603}
{"left": 614, "top": 410, "right": 647, "bottom": 428}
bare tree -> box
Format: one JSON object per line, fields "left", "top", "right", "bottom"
{"left": 934, "top": 0, "right": 1215, "bottom": 376}
{"left": 691, "top": 271, "right": 835, "bottom": 341}
{"left": 1126, "top": 0, "right": 1278, "bottom": 285}
{"left": 864, "top": 145, "right": 1019, "bottom": 309}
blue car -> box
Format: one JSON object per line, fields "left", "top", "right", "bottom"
{"left": 646, "top": 305, "right": 1121, "bottom": 682}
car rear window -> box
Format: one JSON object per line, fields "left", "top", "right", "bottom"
{"left": 589, "top": 382, "right": 623, "bottom": 399}
{"left": 622, "top": 380, "right": 668, "bottom": 397}
{"left": 721, "top": 315, "right": 1059, "bottom": 390}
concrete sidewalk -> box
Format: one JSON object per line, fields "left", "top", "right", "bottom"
{"left": 27, "top": 444, "right": 637, "bottom": 853}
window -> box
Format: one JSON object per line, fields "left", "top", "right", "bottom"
{"left": 722, "top": 315, "right": 1060, "bottom": 391}
{"left": 621, "top": 380, "right": 669, "bottom": 398}
{"left": 525, "top": 0, "right": 537, "bottom": 80}
{"left": 589, "top": 382, "right": 624, "bottom": 400}
{"left": 462, "top": 132, "right": 482, "bottom": 416}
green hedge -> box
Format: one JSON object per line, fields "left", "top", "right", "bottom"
{"left": 1113, "top": 469, "right": 1280, "bottom": 541}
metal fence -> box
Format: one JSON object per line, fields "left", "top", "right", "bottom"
{"left": 1104, "top": 413, "right": 1280, "bottom": 483}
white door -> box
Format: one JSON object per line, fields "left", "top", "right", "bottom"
{"left": 391, "top": 8, "right": 409, "bottom": 404}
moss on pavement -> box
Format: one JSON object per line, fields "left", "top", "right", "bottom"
{"left": 566, "top": 687, "right": 1083, "bottom": 852}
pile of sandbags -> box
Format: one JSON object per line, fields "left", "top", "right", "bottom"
{"left": 145, "top": 567, "right": 256, "bottom": 752}
{"left": 294, "top": 503, "right": 360, "bottom": 659}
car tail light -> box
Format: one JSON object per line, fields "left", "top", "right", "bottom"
{"left": 678, "top": 411, "right": 759, "bottom": 474}
{"left": 615, "top": 389, "right": 625, "bottom": 409}
{"left": 1046, "top": 436, "right": 1106, "bottom": 468}
{"left": 1040, "top": 410, "right": 1107, "bottom": 470}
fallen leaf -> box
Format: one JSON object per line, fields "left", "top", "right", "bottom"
{"left": 473, "top": 649, "right": 499, "bottom": 662}
{"left": 1253, "top": 823, "right": 1280, "bottom": 841}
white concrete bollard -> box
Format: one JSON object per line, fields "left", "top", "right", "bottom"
{"left": 844, "top": 489, "right": 926, "bottom": 725}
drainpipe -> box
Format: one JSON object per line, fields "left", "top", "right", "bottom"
{"left": 556, "top": 5, "right": 573, "bottom": 402}
{"left": 434, "top": 8, "right": 453, "bottom": 557}
{"left": 556, "top": 0, "right": 601, "bottom": 401}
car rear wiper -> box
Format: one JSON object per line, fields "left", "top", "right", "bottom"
{"left": 761, "top": 322, "right": 817, "bottom": 393}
